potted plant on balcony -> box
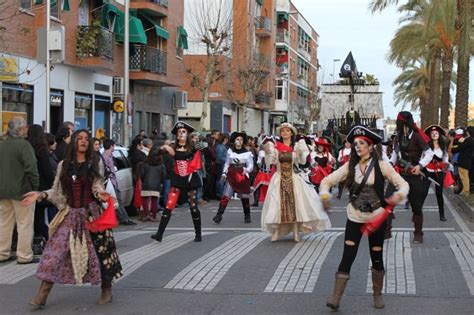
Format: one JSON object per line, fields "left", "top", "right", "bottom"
{"left": 76, "top": 20, "right": 101, "bottom": 60}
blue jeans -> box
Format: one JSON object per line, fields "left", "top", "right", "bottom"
{"left": 162, "top": 179, "right": 171, "bottom": 206}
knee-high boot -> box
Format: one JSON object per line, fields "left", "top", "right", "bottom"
{"left": 213, "top": 196, "right": 229, "bottom": 224}
{"left": 242, "top": 198, "right": 251, "bottom": 223}
{"left": 151, "top": 208, "right": 172, "bottom": 242}
{"left": 191, "top": 207, "right": 202, "bottom": 242}
{"left": 371, "top": 268, "right": 385, "bottom": 309}
{"left": 97, "top": 280, "right": 113, "bottom": 305}
{"left": 412, "top": 214, "right": 423, "bottom": 243}
{"left": 251, "top": 189, "right": 260, "bottom": 206}
{"left": 326, "top": 272, "right": 350, "bottom": 310}
{"left": 29, "top": 281, "right": 54, "bottom": 310}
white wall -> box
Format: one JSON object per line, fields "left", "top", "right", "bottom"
{"left": 177, "top": 101, "right": 211, "bottom": 130}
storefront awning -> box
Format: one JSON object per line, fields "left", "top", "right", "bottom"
{"left": 277, "top": 12, "right": 288, "bottom": 21}
{"left": 276, "top": 44, "right": 288, "bottom": 51}
{"left": 177, "top": 26, "right": 188, "bottom": 49}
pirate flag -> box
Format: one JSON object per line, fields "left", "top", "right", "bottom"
{"left": 340, "top": 51, "right": 359, "bottom": 78}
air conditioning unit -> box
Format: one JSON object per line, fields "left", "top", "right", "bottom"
{"left": 174, "top": 91, "right": 188, "bottom": 109}
{"left": 113, "top": 77, "right": 124, "bottom": 95}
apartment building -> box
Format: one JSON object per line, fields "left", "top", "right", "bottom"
{"left": 274, "top": 0, "right": 319, "bottom": 133}
{"left": 0, "top": 0, "right": 187, "bottom": 141}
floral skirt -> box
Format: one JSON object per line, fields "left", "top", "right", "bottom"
{"left": 37, "top": 202, "right": 122, "bottom": 285}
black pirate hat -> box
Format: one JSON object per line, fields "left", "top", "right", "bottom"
{"left": 230, "top": 131, "right": 248, "bottom": 144}
{"left": 171, "top": 121, "right": 195, "bottom": 135}
{"left": 424, "top": 125, "right": 446, "bottom": 137}
{"left": 347, "top": 125, "right": 382, "bottom": 144}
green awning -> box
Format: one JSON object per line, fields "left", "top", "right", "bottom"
{"left": 277, "top": 12, "right": 288, "bottom": 21}
{"left": 256, "top": 0, "right": 263, "bottom": 5}
{"left": 276, "top": 44, "right": 288, "bottom": 51}
{"left": 140, "top": 14, "right": 169, "bottom": 39}
{"left": 100, "top": 4, "right": 147, "bottom": 45}
{"left": 177, "top": 26, "right": 188, "bottom": 49}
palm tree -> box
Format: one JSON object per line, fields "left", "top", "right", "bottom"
{"left": 454, "top": 0, "right": 472, "bottom": 127}
{"left": 392, "top": 60, "right": 430, "bottom": 126}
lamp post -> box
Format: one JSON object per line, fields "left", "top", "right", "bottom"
{"left": 332, "top": 58, "right": 340, "bottom": 84}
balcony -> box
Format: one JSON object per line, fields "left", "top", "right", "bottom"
{"left": 75, "top": 26, "right": 114, "bottom": 71}
{"left": 256, "top": 92, "right": 272, "bottom": 105}
{"left": 276, "top": 29, "right": 289, "bottom": 44}
{"left": 131, "top": 0, "right": 168, "bottom": 17}
{"left": 255, "top": 16, "right": 272, "bottom": 37}
{"left": 130, "top": 45, "right": 172, "bottom": 84}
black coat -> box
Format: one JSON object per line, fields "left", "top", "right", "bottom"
{"left": 140, "top": 163, "right": 166, "bottom": 192}
{"left": 452, "top": 137, "right": 474, "bottom": 170}
{"left": 36, "top": 148, "right": 55, "bottom": 191}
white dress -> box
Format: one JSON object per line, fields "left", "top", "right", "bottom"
{"left": 261, "top": 140, "right": 331, "bottom": 235}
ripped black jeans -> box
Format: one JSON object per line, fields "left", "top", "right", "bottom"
{"left": 338, "top": 219, "right": 386, "bottom": 273}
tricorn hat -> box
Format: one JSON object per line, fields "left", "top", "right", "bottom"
{"left": 314, "top": 136, "right": 332, "bottom": 146}
{"left": 347, "top": 125, "right": 382, "bottom": 144}
{"left": 171, "top": 121, "right": 195, "bottom": 135}
{"left": 276, "top": 123, "right": 297, "bottom": 136}
{"left": 424, "top": 125, "right": 446, "bottom": 137}
{"left": 230, "top": 131, "right": 248, "bottom": 144}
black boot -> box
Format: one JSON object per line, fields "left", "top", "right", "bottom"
{"left": 251, "top": 189, "right": 260, "bottom": 207}
{"left": 151, "top": 209, "right": 172, "bottom": 242}
{"left": 191, "top": 207, "right": 202, "bottom": 242}
{"left": 213, "top": 197, "right": 229, "bottom": 224}
{"left": 242, "top": 198, "right": 251, "bottom": 223}
{"left": 32, "top": 236, "right": 44, "bottom": 256}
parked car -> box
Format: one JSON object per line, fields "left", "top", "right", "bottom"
{"left": 109, "top": 146, "right": 134, "bottom": 207}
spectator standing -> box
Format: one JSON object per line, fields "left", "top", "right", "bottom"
{"left": 215, "top": 134, "right": 229, "bottom": 198}
{"left": 161, "top": 140, "right": 174, "bottom": 208}
{"left": 54, "top": 127, "right": 72, "bottom": 162}
{"left": 141, "top": 138, "right": 153, "bottom": 156}
{"left": 27, "top": 125, "right": 56, "bottom": 255}
{"left": 0, "top": 117, "right": 39, "bottom": 264}
{"left": 451, "top": 127, "right": 474, "bottom": 196}
{"left": 140, "top": 148, "right": 166, "bottom": 221}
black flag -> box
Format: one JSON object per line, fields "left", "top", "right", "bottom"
{"left": 339, "top": 51, "right": 358, "bottom": 78}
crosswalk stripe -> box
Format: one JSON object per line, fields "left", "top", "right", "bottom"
{"left": 265, "top": 232, "right": 342, "bottom": 293}
{"left": 142, "top": 227, "right": 455, "bottom": 232}
{"left": 164, "top": 232, "right": 267, "bottom": 291}
{"left": 444, "top": 232, "right": 474, "bottom": 295}
{"left": 366, "top": 232, "right": 416, "bottom": 294}
{"left": 0, "top": 230, "right": 176, "bottom": 285}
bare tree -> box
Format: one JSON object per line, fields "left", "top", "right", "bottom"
{"left": 184, "top": 0, "right": 233, "bottom": 131}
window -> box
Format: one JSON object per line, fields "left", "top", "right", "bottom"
{"left": 1, "top": 83, "right": 34, "bottom": 133}
{"left": 297, "top": 27, "right": 310, "bottom": 53}
{"left": 275, "top": 79, "right": 284, "bottom": 100}
{"left": 20, "top": 0, "right": 32, "bottom": 10}
{"left": 74, "top": 93, "right": 92, "bottom": 131}
{"left": 51, "top": 0, "right": 60, "bottom": 19}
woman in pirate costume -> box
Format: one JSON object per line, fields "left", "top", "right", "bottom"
{"left": 151, "top": 121, "right": 203, "bottom": 242}
{"left": 320, "top": 126, "right": 409, "bottom": 311}
{"left": 309, "top": 136, "right": 336, "bottom": 192}
{"left": 22, "top": 130, "right": 122, "bottom": 309}
{"left": 252, "top": 136, "right": 277, "bottom": 207}
{"left": 424, "top": 125, "right": 451, "bottom": 221}
{"left": 261, "top": 123, "right": 331, "bottom": 242}
{"left": 213, "top": 132, "right": 254, "bottom": 224}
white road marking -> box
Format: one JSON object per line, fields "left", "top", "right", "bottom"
{"left": 164, "top": 232, "right": 267, "bottom": 291}
{"left": 265, "top": 232, "right": 342, "bottom": 293}
{"left": 444, "top": 232, "right": 474, "bottom": 295}
{"left": 366, "top": 232, "right": 416, "bottom": 294}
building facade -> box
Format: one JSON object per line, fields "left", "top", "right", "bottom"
{"left": 0, "top": 0, "right": 187, "bottom": 142}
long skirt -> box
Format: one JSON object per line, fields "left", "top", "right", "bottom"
{"left": 37, "top": 202, "right": 122, "bottom": 285}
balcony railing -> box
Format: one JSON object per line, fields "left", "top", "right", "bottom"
{"left": 130, "top": 45, "right": 167, "bottom": 75}
{"left": 255, "top": 16, "right": 272, "bottom": 32}
{"left": 276, "top": 29, "right": 289, "bottom": 43}
{"left": 151, "top": 0, "right": 168, "bottom": 7}
{"left": 76, "top": 26, "right": 114, "bottom": 60}
{"left": 256, "top": 92, "right": 272, "bottom": 104}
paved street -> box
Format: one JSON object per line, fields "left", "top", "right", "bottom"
{"left": 0, "top": 189, "right": 473, "bottom": 314}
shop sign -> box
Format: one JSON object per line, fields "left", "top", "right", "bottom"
{"left": 113, "top": 100, "right": 125, "bottom": 113}
{"left": 50, "top": 95, "right": 62, "bottom": 107}
{"left": 0, "top": 56, "right": 18, "bottom": 82}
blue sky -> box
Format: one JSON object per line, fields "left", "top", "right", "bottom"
{"left": 292, "top": 0, "right": 474, "bottom": 121}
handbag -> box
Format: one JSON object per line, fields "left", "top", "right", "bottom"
{"left": 443, "top": 171, "right": 456, "bottom": 187}
{"left": 86, "top": 198, "right": 118, "bottom": 232}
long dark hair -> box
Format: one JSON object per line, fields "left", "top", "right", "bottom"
{"left": 27, "top": 124, "right": 48, "bottom": 156}
{"left": 144, "top": 147, "right": 163, "bottom": 166}
{"left": 429, "top": 135, "right": 447, "bottom": 153}
{"left": 60, "top": 130, "right": 102, "bottom": 201}
{"left": 345, "top": 142, "right": 382, "bottom": 189}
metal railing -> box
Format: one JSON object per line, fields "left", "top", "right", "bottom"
{"left": 129, "top": 45, "right": 167, "bottom": 75}
{"left": 255, "top": 16, "right": 272, "bottom": 32}
{"left": 151, "top": 0, "right": 168, "bottom": 7}
{"left": 276, "top": 29, "right": 289, "bottom": 43}
{"left": 326, "top": 117, "right": 377, "bottom": 135}
{"left": 76, "top": 26, "right": 114, "bottom": 60}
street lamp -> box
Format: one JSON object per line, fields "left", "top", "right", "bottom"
{"left": 332, "top": 59, "right": 340, "bottom": 84}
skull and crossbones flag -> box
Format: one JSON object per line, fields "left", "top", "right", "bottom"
{"left": 340, "top": 51, "right": 358, "bottom": 78}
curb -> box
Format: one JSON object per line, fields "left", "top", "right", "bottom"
{"left": 445, "top": 190, "right": 474, "bottom": 221}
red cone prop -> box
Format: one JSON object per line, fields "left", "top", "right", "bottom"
{"left": 86, "top": 198, "right": 118, "bottom": 232}
{"left": 361, "top": 204, "right": 395, "bottom": 236}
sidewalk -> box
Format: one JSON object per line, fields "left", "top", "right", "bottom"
{"left": 444, "top": 189, "right": 474, "bottom": 224}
